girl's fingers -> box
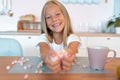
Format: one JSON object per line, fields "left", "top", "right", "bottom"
{"left": 62, "top": 64, "right": 71, "bottom": 72}
{"left": 61, "top": 54, "right": 75, "bottom": 72}
{"left": 46, "top": 59, "right": 62, "bottom": 73}
{"left": 45, "top": 54, "right": 62, "bottom": 73}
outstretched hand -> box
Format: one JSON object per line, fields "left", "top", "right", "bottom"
{"left": 44, "top": 50, "right": 62, "bottom": 73}
{"left": 61, "top": 49, "right": 75, "bottom": 72}
{"left": 44, "top": 49, "right": 75, "bottom": 73}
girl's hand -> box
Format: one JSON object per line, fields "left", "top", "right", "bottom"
{"left": 61, "top": 49, "right": 75, "bottom": 72}
{"left": 44, "top": 50, "right": 62, "bottom": 73}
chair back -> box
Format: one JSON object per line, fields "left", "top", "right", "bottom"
{"left": 0, "top": 38, "right": 23, "bottom": 56}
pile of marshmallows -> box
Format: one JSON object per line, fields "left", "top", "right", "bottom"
{"left": 50, "top": 49, "right": 69, "bottom": 62}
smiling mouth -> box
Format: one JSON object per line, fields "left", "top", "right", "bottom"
{"left": 52, "top": 23, "right": 61, "bottom": 29}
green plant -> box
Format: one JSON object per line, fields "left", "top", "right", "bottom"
{"left": 116, "top": 18, "right": 120, "bottom": 27}
{"left": 107, "top": 18, "right": 120, "bottom": 28}
{"left": 107, "top": 20, "right": 115, "bottom": 28}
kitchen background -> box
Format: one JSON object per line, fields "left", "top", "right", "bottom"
{"left": 0, "top": 0, "right": 120, "bottom": 57}
{"left": 0, "top": 0, "right": 120, "bottom": 32}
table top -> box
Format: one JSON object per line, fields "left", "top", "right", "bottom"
{"left": 0, "top": 56, "right": 119, "bottom": 80}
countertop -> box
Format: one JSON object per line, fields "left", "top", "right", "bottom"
{"left": 0, "top": 31, "right": 120, "bottom": 37}
{"left": 76, "top": 32, "right": 120, "bottom": 37}
{"left": 0, "top": 30, "right": 41, "bottom": 35}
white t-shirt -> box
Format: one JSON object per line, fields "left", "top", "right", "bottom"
{"left": 37, "top": 33, "right": 80, "bottom": 50}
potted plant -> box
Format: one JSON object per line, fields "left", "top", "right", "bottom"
{"left": 106, "top": 19, "right": 116, "bottom": 33}
{"left": 115, "top": 18, "right": 120, "bottom": 34}
{"left": 107, "top": 17, "right": 120, "bottom": 34}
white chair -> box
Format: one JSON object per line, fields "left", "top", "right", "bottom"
{"left": 0, "top": 38, "right": 23, "bottom": 56}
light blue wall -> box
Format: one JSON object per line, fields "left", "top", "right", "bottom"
{"left": 114, "top": 0, "right": 120, "bottom": 17}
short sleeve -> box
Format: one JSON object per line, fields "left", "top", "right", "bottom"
{"left": 36, "top": 33, "right": 49, "bottom": 46}
{"left": 67, "top": 34, "right": 80, "bottom": 46}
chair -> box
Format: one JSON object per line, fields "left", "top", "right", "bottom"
{"left": 0, "top": 38, "right": 23, "bottom": 56}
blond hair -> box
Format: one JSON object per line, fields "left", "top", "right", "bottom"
{"left": 41, "top": 0, "right": 73, "bottom": 46}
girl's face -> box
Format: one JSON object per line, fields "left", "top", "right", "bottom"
{"left": 45, "top": 4, "right": 65, "bottom": 33}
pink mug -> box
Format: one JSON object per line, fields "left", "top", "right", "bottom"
{"left": 87, "top": 46, "right": 116, "bottom": 70}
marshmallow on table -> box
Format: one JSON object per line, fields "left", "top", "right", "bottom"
{"left": 6, "top": 65, "right": 11, "bottom": 70}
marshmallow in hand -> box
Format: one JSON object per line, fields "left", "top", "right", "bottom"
{"left": 50, "top": 55, "right": 59, "bottom": 62}
{"left": 50, "top": 49, "right": 69, "bottom": 62}
{"left": 55, "top": 49, "right": 68, "bottom": 59}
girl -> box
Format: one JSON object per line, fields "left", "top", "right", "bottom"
{"left": 38, "top": 0, "right": 80, "bottom": 73}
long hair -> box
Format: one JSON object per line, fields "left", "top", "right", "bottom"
{"left": 41, "top": 0, "right": 73, "bottom": 46}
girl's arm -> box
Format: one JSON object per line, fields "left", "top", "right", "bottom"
{"left": 39, "top": 42, "right": 50, "bottom": 62}
{"left": 39, "top": 42, "right": 62, "bottom": 73}
{"left": 62, "top": 41, "right": 80, "bottom": 72}
{"left": 68, "top": 41, "right": 80, "bottom": 55}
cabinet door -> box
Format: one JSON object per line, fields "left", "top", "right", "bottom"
{"left": 77, "top": 37, "right": 88, "bottom": 57}
{"left": 87, "top": 37, "right": 120, "bottom": 57}
{"left": 13, "top": 35, "right": 40, "bottom": 56}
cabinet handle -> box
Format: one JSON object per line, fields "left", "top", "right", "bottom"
{"left": 28, "top": 37, "right": 31, "bottom": 39}
{"left": 107, "top": 38, "right": 110, "bottom": 40}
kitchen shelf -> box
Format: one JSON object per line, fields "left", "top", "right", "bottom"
{"left": 17, "top": 20, "right": 41, "bottom": 31}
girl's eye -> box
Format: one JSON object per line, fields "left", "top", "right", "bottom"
{"left": 56, "top": 13, "right": 61, "bottom": 16}
{"left": 46, "top": 16, "right": 50, "bottom": 19}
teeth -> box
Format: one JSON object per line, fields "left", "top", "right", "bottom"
{"left": 53, "top": 23, "right": 60, "bottom": 28}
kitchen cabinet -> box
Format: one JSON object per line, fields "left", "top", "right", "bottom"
{"left": 87, "top": 37, "right": 120, "bottom": 57}
{"left": 79, "top": 37, "right": 87, "bottom": 48}
{"left": 13, "top": 35, "right": 40, "bottom": 56}
{"left": 0, "top": 32, "right": 120, "bottom": 57}
{"left": 75, "top": 33, "right": 120, "bottom": 57}
{"left": 77, "top": 37, "right": 88, "bottom": 57}
{"left": 0, "top": 34, "right": 40, "bottom": 56}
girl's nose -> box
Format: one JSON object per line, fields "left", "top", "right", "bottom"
{"left": 52, "top": 16, "right": 57, "bottom": 22}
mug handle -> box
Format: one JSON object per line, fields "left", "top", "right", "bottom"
{"left": 106, "top": 49, "right": 116, "bottom": 63}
